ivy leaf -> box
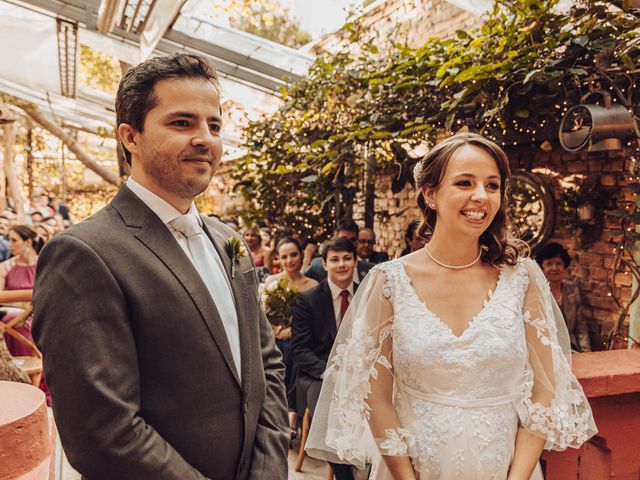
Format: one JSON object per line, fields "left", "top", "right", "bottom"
{"left": 321, "top": 162, "right": 334, "bottom": 175}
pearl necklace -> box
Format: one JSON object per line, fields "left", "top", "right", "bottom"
{"left": 424, "top": 246, "right": 482, "bottom": 270}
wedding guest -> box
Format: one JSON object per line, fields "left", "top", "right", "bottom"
{"left": 356, "top": 228, "right": 389, "bottom": 265}
{"left": 263, "top": 237, "right": 318, "bottom": 439}
{"left": 307, "top": 133, "right": 596, "bottom": 480}
{"left": 243, "top": 225, "right": 273, "bottom": 271}
{"left": 536, "top": 242, "right": 592, "bottom": 352}
{"left": 29, "top": 211, "right": 43, "bottom": 226}
{"left": 33, "top": 53, "right": 288, "bottom": 480}
{"left": 0, "top": 226, "right": 42, "bottom": 357}
{"left": 304, "top": 218, "right": 373, "bottom": 283}
{"left": 292, "top": 236, "right": 359, "bottom": 480}
{"left": 400, "top": 219, "right": 425, "bottom": 256}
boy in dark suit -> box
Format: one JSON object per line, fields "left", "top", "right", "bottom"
{"left": 291, "top": 237, "right": 358, "bottom": 480}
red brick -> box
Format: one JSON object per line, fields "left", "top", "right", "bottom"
{"left": 614, "top": 272, "right": 633, "bottom": 287}
{"left": 604, "top": 159, "right": 624, "bottom": 172}
{"left": 589, "top": 267, "right": 610, "bottom": 281}
{"left": 588, "top": 160, "right": 603, "bottom": 172}
{"left": 585, "top": 295, "right": 616, "bottom": 310}
{"left": 601, "top": 174, "right": 617, "bottom": 186}
{"left": 579, "top": 253, "right": 604, "bottom": 267}
{"left": 568, "top": 160, "right": 586, "bottom": 173}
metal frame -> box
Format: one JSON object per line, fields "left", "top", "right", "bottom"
{"left": 6, "top": 0, "right": 312, "bottom": 92}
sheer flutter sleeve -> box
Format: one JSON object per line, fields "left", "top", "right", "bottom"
{"left": 517, "top": 258, "right": 598, "bottom": 450}
{"left": 306, "top": 265, "right": 410, "bottom": 472}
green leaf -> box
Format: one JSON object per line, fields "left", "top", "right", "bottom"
{"left": 301, "top": 175, "right": 318, "bottom": 183}
{"left": 370, "top": 131, "right": 392, "bottom": 139}
{"left": 321, "top": 162, "right": 334, "bottom": 175}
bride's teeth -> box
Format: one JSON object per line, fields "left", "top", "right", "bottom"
{"left": 463, "top": 211, "right": 485, "bottom": 220}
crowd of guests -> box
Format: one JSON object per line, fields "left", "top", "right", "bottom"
{"left": 0, "top": 187, "right": 70, "bottom": 399}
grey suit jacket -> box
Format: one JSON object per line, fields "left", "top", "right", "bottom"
{"left": 32, "top": 186, "right": 288, "bottom": 480}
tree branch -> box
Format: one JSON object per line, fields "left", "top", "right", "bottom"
{"left": 7, "top": 97, "right": 120, "bottom": 186}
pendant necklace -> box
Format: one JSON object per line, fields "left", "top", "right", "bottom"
{"left": 424, "top": 246, "right": 482, "bottom": 270}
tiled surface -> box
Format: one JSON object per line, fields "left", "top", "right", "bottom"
{"left": 288, "top": 441, "right": 328, "bottom": 479}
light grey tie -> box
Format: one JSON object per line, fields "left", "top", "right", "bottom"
{"left": 169, "top": 213, "right": 241, "bottom": 379}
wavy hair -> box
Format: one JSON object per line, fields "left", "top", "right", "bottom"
{"left": 414, "top": 133, "right": 528, "bottom": 266}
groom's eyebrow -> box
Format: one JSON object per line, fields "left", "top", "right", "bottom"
{"left": 163, "top": 111, "right": 223, "bottom": 123}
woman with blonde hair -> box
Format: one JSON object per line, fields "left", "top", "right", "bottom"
{"left": 307, "top": 133, "right": 597, "bottom": 479}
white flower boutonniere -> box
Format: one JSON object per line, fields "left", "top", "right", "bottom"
{"left": 226, "top": 236, "right": 248, "bottom": 279}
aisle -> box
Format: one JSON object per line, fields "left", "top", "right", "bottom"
{"left": 287, "top": 443, "right": 327, "bottom": 479}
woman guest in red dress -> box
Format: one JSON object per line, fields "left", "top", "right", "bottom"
{"left": 0, "top": 225, "right": 43, "bottom": 357}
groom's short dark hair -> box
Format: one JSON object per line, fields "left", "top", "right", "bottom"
{"left": 115, "top": 53, "right": 219, "bottom": 164}
{"left": 322, "top": 237, "right": 357, "bottom": 261}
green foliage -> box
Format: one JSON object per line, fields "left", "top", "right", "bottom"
{"left": 231, "top": 0, "right": 640, "bottom": 237}
{"left": 227, "top": 0, "right": 312, "bottom": 49}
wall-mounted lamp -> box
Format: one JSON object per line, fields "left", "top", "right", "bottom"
{"left": 559, "top": 91, "right": 637, "bottom": 152}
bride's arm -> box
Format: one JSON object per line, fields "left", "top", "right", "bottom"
{"left": 367, "top": 347, "right": 418, "bottom": 480}
{"left": 364, "top": 272, "right": 418, "bottom": 480}
{"left": 509, "top": 259, "right": 597, "bottom": 478}
{"left": 508, "top": 427, "right": 545, "bottom": 480}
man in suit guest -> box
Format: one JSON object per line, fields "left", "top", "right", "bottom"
{"left": 291, "top": 237, "right": 358, "bottom": 480}
{"left": 32, "top": 53, "right": 288, "bottom": 480}
{"left": 304, "top": 218, "right": 373, "bottom": 283}
{"left": 356, "top": 227, "right": 389, "bottom": 265}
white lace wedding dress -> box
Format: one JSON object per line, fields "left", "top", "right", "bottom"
{"left": 306, "top": 258, "right": 597, "bottom": 480}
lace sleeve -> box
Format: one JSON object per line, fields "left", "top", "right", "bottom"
{"left": 306, "top": 265, "right": 409, "bottom": 469}
{"left": 517, "top": 259, "right": 598, "bottom": 450}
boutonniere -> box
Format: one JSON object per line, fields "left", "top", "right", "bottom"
{"left": 226, "top": 236, "right": 248, "bottom": 279}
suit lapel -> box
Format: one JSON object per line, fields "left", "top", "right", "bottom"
{"left": 319, "top": 280, "right": 337, "bottom": 340}
{"left": 112, "top": 187, "right": 241, "bottom": 387}
{"left": 201, "top": 216, "right": 255, "bottom": 393}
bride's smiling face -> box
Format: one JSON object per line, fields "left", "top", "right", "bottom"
{"left": 423, "top": 144, "right": 502, "bottom": 239}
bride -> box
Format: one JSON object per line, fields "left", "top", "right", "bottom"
{"left": 306, "top": 133, "right": 597, "bottom": 479}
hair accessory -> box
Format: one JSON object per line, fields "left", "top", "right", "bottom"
{"left": 413, "top": 159, "right": 425, "bottom": 183}
{"left": 424, "top": 246, "right": 482, "bottom": 269}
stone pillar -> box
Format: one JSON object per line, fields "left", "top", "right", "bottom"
{"left": 542, "top": 350, "right": 640, "bottom": 479}
{"left": 0, "top": 381, "right": 53, "bottom": 480}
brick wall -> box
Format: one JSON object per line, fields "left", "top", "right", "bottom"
{"left": 356, "top": 144, "right": 632, "bottom": 339}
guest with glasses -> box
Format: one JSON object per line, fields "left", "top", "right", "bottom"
{"left": 356, "top": 228, "right": 389, "bottom": 265}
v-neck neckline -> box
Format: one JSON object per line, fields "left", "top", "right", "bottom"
{"left": 398, "top": 262, "right": 506, "bottom": 339}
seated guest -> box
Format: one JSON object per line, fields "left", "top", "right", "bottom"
{"left": 304, "top": 218, "right": 373, "bottom": 283}
{"left": 356, "top": 227, "right": 388, "bottom": 264}
{"left": 291, "top": 236, "right": 358, "bottom": 480}
{"left": 400, "top": 219, "right": 426, "bottom": 256}
{"left": 263, "top": 238, "right": 318, "bottom": 439}
{"left": 243, "top": 225, "right": 273, "bottom": 271}
{"left": 0, "top": 225, "right": 42, "bottom": 357}
{"left": 536, "top": 242, "right": 592, "bottom": 352}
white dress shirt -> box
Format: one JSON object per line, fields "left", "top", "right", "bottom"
{"left": 327, "top": 278, "right": 355, "bottom": 326}
{"left": 126, "top": 177, "right": 241, "bottom": 377}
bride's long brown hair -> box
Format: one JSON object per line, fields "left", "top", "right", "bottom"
{"left": 414, "top": 133, "right": 529, "bottom": 266}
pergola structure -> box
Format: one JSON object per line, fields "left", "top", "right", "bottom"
{"left": 0, "top": 0, "right": 314, "bottom": 135}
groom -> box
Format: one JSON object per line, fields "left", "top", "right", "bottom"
{"left": 32, "top": 53, "right": 288, "bottom": 479}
